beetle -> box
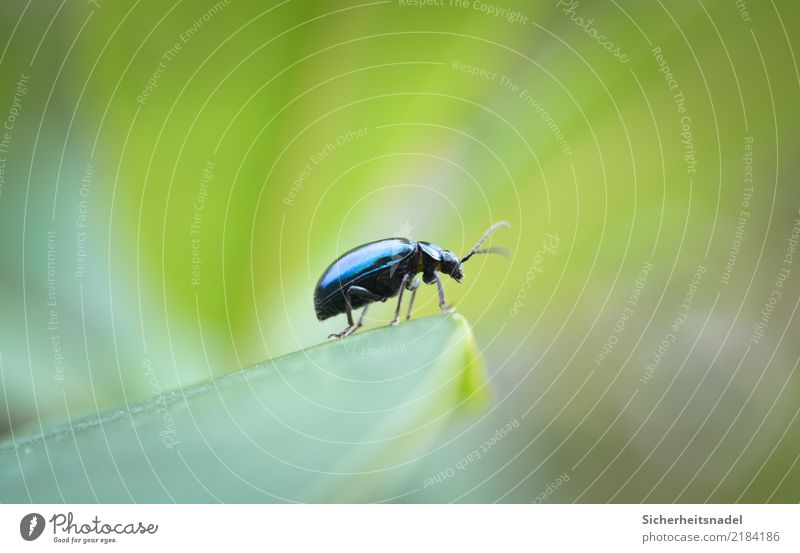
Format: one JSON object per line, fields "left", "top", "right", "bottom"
{"left": 314, "top": 221, "right": 510, "bottom": 338}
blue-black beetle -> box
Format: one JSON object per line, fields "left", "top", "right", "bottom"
{"left": 314, "top": 222, "right": 510, "bottom": 338}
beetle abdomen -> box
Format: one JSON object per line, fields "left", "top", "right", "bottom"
{"left": 314, "top": 238, "right": 417, "bottom": 320}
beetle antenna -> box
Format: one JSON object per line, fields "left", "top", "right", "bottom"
{"left": 470, "top": 246, "right": 510, "bottom": 258}
{"left": 460, "top": 221, "right": 511, "bottom": 264}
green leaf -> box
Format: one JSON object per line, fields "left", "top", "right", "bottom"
{"left": 0, "top": 314, "right": 488, "bottom": 503}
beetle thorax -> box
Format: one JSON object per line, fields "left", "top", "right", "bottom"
{"left": 419, "top": 245, "right": 440, "bottom": 283}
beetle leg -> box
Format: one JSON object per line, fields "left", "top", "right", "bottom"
{"left": 356, "top": 305, "right": 368, "bottom": 329}
{"left": 356, "top": 304, "right": 368, "bottom": 326}
{"left": 334, "top": 309, "right": 368, "bottom": 338}
{"left": 347, "top": 286, "right": 384, "bottom": 303}
{"left": 329, "top": 328, "right": 354, "bottom": 340}
{"left": 329, "top": 286, "right": 383, "bottom": 339}
{"left": 432, "top": 273, "right": 454, "bottom": 314}
{"left": 390, "top": 274, "right": 411, "bottom": 326}
{"left": 405, "top": 277, "right": 420, "bottom": 320}
{"left": 328, "top": 302, "right": 355, "bottom": 339}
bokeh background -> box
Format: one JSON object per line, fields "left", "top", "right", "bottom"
{"left": 1, "top": 0, "right": 799, "bottom": 502}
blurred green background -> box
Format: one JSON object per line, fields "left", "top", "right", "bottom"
{"left": 0, "top": 0, "right": 798, "bottom": 502}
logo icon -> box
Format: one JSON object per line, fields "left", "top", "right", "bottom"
{"left": 20, "top": 513, "right": 45, "bottom": 541}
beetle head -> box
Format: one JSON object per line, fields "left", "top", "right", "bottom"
{"left": 440, "top": 250, "right": 463, "bottom": 282}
